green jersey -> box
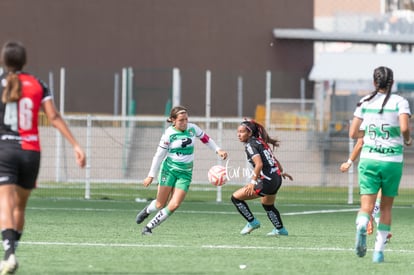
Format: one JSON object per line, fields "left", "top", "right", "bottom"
{"left": 147, "top": 122, "right": 220, "bottom": 178}
{"left": 354, "top": 93, "right": 411, "bottom": 162}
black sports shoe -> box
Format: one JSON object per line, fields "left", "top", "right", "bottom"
{"left": 142, "top": 226, "right": 152, "bottom": 236}
{"left": 136, "top": 206, "right": 150, "bottom": 224}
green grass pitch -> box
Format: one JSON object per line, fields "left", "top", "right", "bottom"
{"left": 16, "top": 187, "right": 414, "bottom": 274}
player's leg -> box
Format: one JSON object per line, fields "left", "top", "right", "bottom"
{"left": 13, "top": 186, "right": 31, "bottom": 249}
{"left": 142, "top": 176, "right": 189, "bottom": 235}
{"left": 231, "top": 186, "right": 261, "bottom": 235}
{"left": 367, "top": 189, "right": 382, "bottom": 235}
{"left": 0, "top": 184, "right": 19, "bottom": 275}
{"left": 372, "top": 189, "right": 382, "bottom": 225}
{"left": 356, "top": 159, "right": 380, "bottom": 257}
{"left": 261, "top": 195, "right": 288, "bottom": 236}
{"left": 373, "top": 162, "right": 401, "bottom": 263}
{"left": 136, "top": 168, "right": 175, "bottom": 224}
{"left": 0, "top": 186, "right": 31, "bottom": 275}
{"left": 355, "top": 194, "right": 376, "bottom": 257}
{"left": 136, "top": 184, "right": 171, "bottom": 224}
{"left": 14, "top": 150, "right": 39, "bottom": 250}
{"left": 373, "top": 196, "right": 393, "bottom": 263}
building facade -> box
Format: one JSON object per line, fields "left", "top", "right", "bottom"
{"left": 0, "top": 0, "right": 313, "bottom": 116}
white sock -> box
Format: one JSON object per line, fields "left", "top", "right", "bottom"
{"left": 356, "top": 214, "right": 370, "bottom": 230}
{"left": 374, "top": 230, "right": 389, "bottom": 252}
{"left": 372, "top": 200, "right": 381, "bottom": 226}
{"left": 146, "top": 208, "right": 171, "bottom": 229}
{"left": 147, "top": 200, "right": 159, "bottom": 213}
{"left": 372, "top": 201, "right": 380, "bottom": 216}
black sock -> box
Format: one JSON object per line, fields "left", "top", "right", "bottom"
{"left": 2, "top": 229, "right": 17, "bottom": 260}
{"left": 15, "top": 231, "right": 22, "bottom": 250}
{"left": 231, "top": 196, "right": 254, "bottom": 222}
{"left": 262, "top": 204, "right": 283, "bottom": 229}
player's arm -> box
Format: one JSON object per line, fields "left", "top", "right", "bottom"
{"left": 42, "top": 99, "right": 86, "bottom": 168}
{"left": 340, "top": 138, "right": 363, "bottom": 172}
{"left": 199, "top": 132, "right": 228, "bottom": 160}
{"left": 276, "top": 159, "right": 293, "bottom": 181}
{"left": 144, "top": 140, "right": 168, "bottom": 187}
{"left": 349, "top": 117, "right": 364, "bottom": 139}
{"left": 245, "top": 154, "right": 262, "bottom": 196}
{"left": 400, "top": 113, "right": 412, "bottom": 146}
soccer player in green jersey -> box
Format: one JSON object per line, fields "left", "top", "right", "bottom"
{"left": 349, "top": 66, "right": 412, "bottom": 263}
{"left": 135, "top": 106, "right": 228, "bottom": 235}
{"left": 340, "top": 138, "right": 391, "bottom": 241}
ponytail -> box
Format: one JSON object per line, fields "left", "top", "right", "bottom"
{"left": 2, "top": 72, "right": 21, "bottom": 103}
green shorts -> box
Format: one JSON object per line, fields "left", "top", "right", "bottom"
{"left": 358, "top": 158, "right": 403, "bottom": 197}
{"left": 158, "top": 168, "right": 192, "bottom": 192}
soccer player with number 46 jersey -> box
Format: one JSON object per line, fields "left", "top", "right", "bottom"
{"left": 0, "top": 41, "right": 86, "bottom": 274}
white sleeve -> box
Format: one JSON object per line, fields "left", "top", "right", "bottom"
{"left": 204, "top": 135, "right": 221, "bottom": 152}
{"left": 353, "top": 104, "right": 363, "bottom": 119}
{"left": 147, "top": 145, "right": 168, "bottom": 178}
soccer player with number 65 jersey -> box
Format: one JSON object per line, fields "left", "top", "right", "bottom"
{"left": 349, "top": 66, "right": 411, "bottom": 263}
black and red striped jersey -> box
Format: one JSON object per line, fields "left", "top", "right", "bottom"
{"left": 0, "top": 72, "right": 53, "bottom": 151}
{"left": 244, "top": 136, "right": 281, "bottom": 178}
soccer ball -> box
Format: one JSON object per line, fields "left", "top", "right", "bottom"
{"left": 207, "top": 165, "right": 227, "bottom": 186}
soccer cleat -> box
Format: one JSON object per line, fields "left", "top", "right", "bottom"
{"left": 266, "top": 227, "right": 288, "bottom": 236}
{"left": 355, "top": 226, "right": 367, "bottom": 257}
{"left": 367, "top": 216, "right": 374, "bottom": 235}
{"left": 136, "top": 206, "right": 150, "bottom": 224}
{"left": 372, "top": 251, "right": 384, "bottom": 263}
{"left": 142, "top": 226, "right": 152, "bottom": 236}
{"left": 0, "top": 254, "right": 18, "bottom": 275}
{"left": 240, "top": 219, "right": 260, "bottom": 235}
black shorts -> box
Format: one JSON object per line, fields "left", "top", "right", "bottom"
{"left": 254, "top": 174, "right": 282, "bottom": 196}
{"left": 0, "top": 141, "right": 40, "bottom": 190}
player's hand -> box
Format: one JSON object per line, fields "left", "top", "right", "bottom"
{"left": 404, "top": 137, "right": 412, "bottom": 147}
{"left": 244, "top": 183, "right": 255, "bottom": 196}
{"left": 340, "top": 162, "right": 351, "bottom": 172}
{"left": 74, "top": 145, "right": 86, "bottom": 168}
{"left": 143, "top": 177, "right": 153, "bottom": 187}
{"left": 282, "top": 172, "right": 293, "bottom": 181}
{"left": 217, "top": 149, "right": 228, "bottom": 160}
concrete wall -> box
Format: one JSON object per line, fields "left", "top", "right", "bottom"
{"left": 0, "top": 0, "right": 314, "bottom": 117}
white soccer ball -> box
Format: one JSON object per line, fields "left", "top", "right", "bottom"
{"left": 208, "top": 165, "right": 227, "bottom": 186}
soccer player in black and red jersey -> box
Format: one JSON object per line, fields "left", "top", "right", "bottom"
{"left": 231, "top": 119, "right": 292, "bottom": 236}
{"left": 0, "top": 41, "right": 86, "bottom": 274}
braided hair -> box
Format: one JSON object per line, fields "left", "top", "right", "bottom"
{"left": 357, "top": 66, "right": 393, "bottom": 114}
{"left": 240, "top": 119, "right": 280, "bottom": 149}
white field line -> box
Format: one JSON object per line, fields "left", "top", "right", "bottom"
{"left": 27, "top": 207, "right": 360, "bottom": 215}
{"left": 23, "top": 206, "right": 414, "bottom": 254}
{"left": 19, "top": 241, "right": 414, "bottom": 254}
